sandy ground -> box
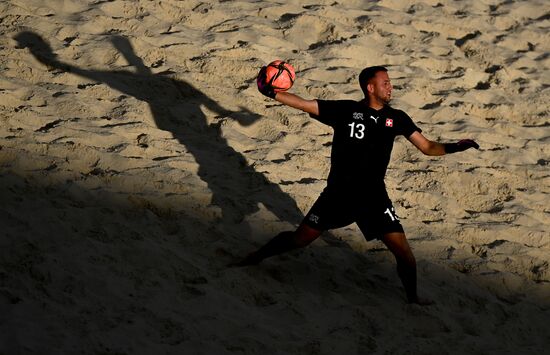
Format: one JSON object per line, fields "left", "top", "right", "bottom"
{"left": 1, "top": 0, "right": 549, "bottom": 354}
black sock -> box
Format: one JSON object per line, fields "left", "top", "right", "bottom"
{"left": 239, "top": 231, "right": 297, "bottom": 265}
{"left": 397, "top": 262, "right": 418, "bottom": 303}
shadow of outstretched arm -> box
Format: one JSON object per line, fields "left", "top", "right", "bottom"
{"left": 200, "top": 91, "right": 263, "bottom": 127}
{"left": 14, "top": 31, "right": 263, "bottom": 128}
{"left": 230, "top": 106, "right": 263, "bottom": 127}
{"left": 14, "top": 31, "right": 150, "bottom": 101}
{"left": 109, "top": 34, "right": 263, "bottom": 127}
{"left": 110, "top": 35, "right": 151, "bottom": 76}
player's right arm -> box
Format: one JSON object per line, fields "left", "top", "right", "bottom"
{"left": 257, "top": 66, "right": 319, "bottom": 116}
{"left": 274, "top": 92, "right": 319, "bottom": 116}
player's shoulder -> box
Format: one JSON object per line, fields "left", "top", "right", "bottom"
{"left": 319, "top": 99, "right": 361, "bottom": 106}
{"left": 317, "top": 99, "right": 363, "bottom": 113}
{"left": 383, "top": 104, "right": 404, "bottom": 114}
{"left": 384, "top": 105, "right": 411, "bottom": 119}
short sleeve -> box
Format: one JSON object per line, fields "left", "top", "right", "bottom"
{"left": 309, "top": 100, "right": 353, "bottom": 127}
{"left": 398, "top": 110, "right": 422, "bottom": 138}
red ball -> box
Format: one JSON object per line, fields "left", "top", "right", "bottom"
{"left": 264, "top": 60, "right": 295, "bottom": 92}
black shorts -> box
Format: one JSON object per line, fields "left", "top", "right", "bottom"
{"left": 303, "top": 188, "right": 404, "bottom": 240}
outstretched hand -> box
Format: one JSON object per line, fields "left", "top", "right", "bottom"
{"left": 444, "top": 139, "right": 479, "bottom": 154}
{"left": 256, "top": 66, "right": 277, "bottom": 99}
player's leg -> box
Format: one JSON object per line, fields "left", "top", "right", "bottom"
{"left": 357, "top": 192, "right": 432, "bottom": 304}
{"left": 233, "top": 189, "right": 343, "bottom": 266}
{"left": 234, "top": 223, "right": 322, "bottom": 266}
{"left": 381, "top": 232, "right": 418, "bottom": 303}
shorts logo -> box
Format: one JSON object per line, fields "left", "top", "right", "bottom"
{"left": 385, "top": 118, "right": 393, "bottom": 127}
{"left": 352, "top": 112, "right": 364, "bottom": 120}
{"left": 309, "top": 214, "right": 320, "bottom": 224}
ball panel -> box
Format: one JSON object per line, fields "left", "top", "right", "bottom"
{"left": 265, "top": 60, "right": 295, "bottom": 92}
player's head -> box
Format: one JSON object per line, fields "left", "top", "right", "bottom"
{"left": 13, "top": 31, "right": 57, "bottom": 65}
{"left": 359, "top": 66, "right": 392, "bottom": 104}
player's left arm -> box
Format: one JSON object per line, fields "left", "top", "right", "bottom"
{"left": 407, "top": 131, "right": 479, "bottom": 156}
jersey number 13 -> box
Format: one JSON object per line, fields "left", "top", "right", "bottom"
{"left": 348, "top": 122, "right": 365, "bottom": 139}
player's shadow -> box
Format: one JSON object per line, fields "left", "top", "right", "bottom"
{"left": 13, "top": 32, "right": 305, "bottom": 232}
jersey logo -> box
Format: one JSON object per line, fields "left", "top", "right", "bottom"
{"left": 369, "top": 115, "right": 379, "bottom": 124}
{"left": 385, "top": 118, "right": 393, "bottom": 127}
{"left": 352, "top": 112, "right": 364, "bottom": 120}
{"left": 309, "top": 214, "right": 320, "bottom": 224}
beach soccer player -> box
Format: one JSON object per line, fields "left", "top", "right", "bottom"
{"left": 236, "top": 65, "right": 479, "bottom": 305}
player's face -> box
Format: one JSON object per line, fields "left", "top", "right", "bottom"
{"left": 369, "top": 71, "right": 392, "bottom": 104}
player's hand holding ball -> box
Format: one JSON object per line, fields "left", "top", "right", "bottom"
{"left": 257, "top": 60, "right": 295, "bottom": 99}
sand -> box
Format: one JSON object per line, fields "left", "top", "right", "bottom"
{"left": 1, "top": 0, "right": 549, "bottom": 354}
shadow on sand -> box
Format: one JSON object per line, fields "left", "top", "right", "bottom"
{"left": 13, "top": 31, "right": 306, "bottom": 235}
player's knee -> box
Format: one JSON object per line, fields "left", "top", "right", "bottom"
{"left": 294, "top": 230, "right": 321, "bottom": 248}
{"left": 273, "top": 230, "right": 309, "bottom": 249}
{"left": 293, "top": 225, "right": 322, "bottom": 247}
{"left": 294, "top": 233, "right": 315, "bottom": 248}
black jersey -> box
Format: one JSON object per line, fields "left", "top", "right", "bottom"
{"left": 312, "top": 99, "right": 421, "bottom": 194}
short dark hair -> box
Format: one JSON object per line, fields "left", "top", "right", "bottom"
{"left": 359, "top": 66, "right": 387, "bottom": 94}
